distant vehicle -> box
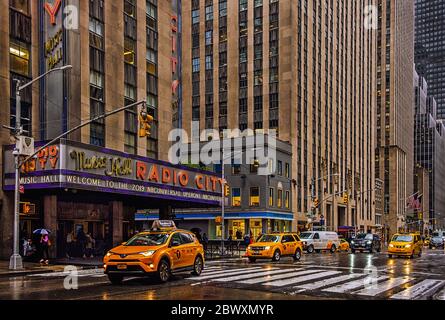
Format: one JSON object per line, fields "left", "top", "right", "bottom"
{"left": 350, "top": 233, "right": 381, "bottom": 254}
{"left": 432, "top": 231, "right": 445, "bottom": 238}
{"left": 299, "top": 231, "right": 340, "bottom": 254}
{"left": 245, "top": 232, "right": 304, "bottom": 262}
{"left": 338, "top": 239, "right": 350, "bottom": 252}
{"left": 388, "top": 233, "right": 423, "bottom": 259}
{"left": 429, "top": 236, "right": 444, "bottom": 249}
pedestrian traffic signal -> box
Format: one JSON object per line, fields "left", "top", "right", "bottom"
{"left": 313, "top": 198, "right": 320, "bottom": 209}
{"left": 139, "top": 110, "right": 154, "bottom": 138}
{"left": 343, "top": 193, "right": 349, "bottom": 205}
{"left": 19, "top": 202, "right": 35, "bottom": 215}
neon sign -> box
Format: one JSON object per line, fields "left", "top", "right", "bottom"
{"left": 44, "top": 0, "right": 62, "bottom": 25}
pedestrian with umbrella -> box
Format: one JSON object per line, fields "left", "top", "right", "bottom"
{"left": 34, "top": 229, "right": 51, "bottom": 265}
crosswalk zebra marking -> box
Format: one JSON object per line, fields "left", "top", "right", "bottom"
{"left": 263, "top": 270, "right": 343, "bottom": 287}
{"left": 390, "top": 279, "right": 445, "bottom": 300}
{"left": 213, "top": 268, "right": 295, "bottom": 282}
{"left": 354, "top": 277, "right": 413, "bottom": 296}
{"left": 323, "top": 276, "right": 389, "bottom": 294}
{"left": 238, "top": 269, "right": 322, "bottom": 285}
{"left": 189, "top": 267, "right": 264, "bottom": 281}
{"left": 294, "top": 273, "right": 364, "bottom": 291}
{"left": 199, "top": 267, "right": 261, "bottom": 277}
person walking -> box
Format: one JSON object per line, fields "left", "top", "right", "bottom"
{"left": 77, "top": 227, "right": 87, "bottom": 259}
{"left": 202, "top": 233, "right": 209, "bottom": 251}
{"left": 66, "top": 230, "right": 74, "bottom": 259}
{"left": 85, "top": 233, "right": 96, "bottom": 258}
{"left": 40, "top": 233, "right": 51, "bottom": 265}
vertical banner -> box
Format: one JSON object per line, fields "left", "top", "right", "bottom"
{"left": 171, "top": 0, "right": 182, "bottom": 129}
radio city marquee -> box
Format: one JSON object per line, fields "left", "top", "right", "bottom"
{"left": 3, "top": 141, "right": 223, "bottom": 206}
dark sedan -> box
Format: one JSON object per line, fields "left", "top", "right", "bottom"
{"left": 350, "top": 233, "right": 382, "bottom": 253}
{"left": 429, "top": 236, "right": 444, "bottom": 249}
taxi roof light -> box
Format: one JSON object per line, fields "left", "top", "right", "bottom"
{"left": 151, "top": 220, "right": 177, "bottom": 231}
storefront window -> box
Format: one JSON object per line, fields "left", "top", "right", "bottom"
{"left": 250, "top": 219, "right": 262, "bottom": 240}
{"left": 250, "top": 187, "right": 260, "bottom": 207}
{"left": 277, "top": 189, "right": 283, "bottom": 208}
{"left": 229, "top": 220, "right": 245, "bottom": 239}
{"left": 232, "top": 188, "right": 241, "bottom": 206}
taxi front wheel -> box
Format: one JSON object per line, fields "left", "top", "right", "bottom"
{"left": 157, "top": 259, "right": 171, "bottom": 283}
{"left": 293, "top": 249, "right": 302, "bottom": 261}
{"left": 108, "top": 274, "right": 123, "bottom": 285}
{"left": 272, "top": 250, "right": 281, "bottom": 262}
{"left": 192, "top": 255, "right": 204, "bottom": 276}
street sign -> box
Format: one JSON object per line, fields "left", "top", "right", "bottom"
{"left": 16, "top": 136, "right": 35, "bottom": 156}
{"left": 19, "top": 185, "right": 25, "bottom": 194}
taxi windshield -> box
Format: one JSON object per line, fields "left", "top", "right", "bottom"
{"left": 257, "top": 235, "right": 280, "bottom": 243}
{"left": 125, "top": 233, "right": 169, "bottom": 246}
{"left": 391, "top": 235, "right": 413, "bottom": 243}
{"left": 356, "top": 234, "right": 373, "bottom": 240}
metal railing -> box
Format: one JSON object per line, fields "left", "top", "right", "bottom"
{"left": 203, "top": 240, "right": 247, "bottom": 259}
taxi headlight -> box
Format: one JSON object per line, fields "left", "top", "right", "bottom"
{"left": 264, "top": 246, "right": 271, "bottom": 250}
{"left": 351, "top": 241, "right": 355, "bottom": 245}
{"left": 140, "top": 250, "right": 156, "bottom": 257}
{"left": 405, "top": 244, "right": 412, "bottom": 249}
{"left": 106, "top": 251, "right": 113, "bottom": 257}
{"left": 389, "top": 244, "right": 394, "bottom": 248}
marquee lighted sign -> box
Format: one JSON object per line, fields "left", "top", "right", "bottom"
{"left": 44, "top": 0, "right": 62, "bottom": 25}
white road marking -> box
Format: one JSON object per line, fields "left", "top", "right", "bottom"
{"left": 199, "top": 267, "right": 262, "bottom": 277}
{"left": 354, "top": 277, "right": 413, "bottom": 296}
{"left": 323, "top": 276, "right": 389, "bottom": 294}
{"left": 238, "top": 269, "right": 322, "bottom": 285}
{"left": 390, "top": 279, "right": 445, "bottom": 300}
{"left": 294, "top": 273, "right": 364, "bottom": 291}
{"left": 435, "top": 287, "right": 445, "bottom": 300}
{"left": 263, "top": 270, "right": 343, "bottom": 287}
{"left": 189, "top": 267, "right": 264, "bottom": 281}
{"left": 213, "top": 268, "right": 295, "bottom": 282}
{"left": 28, "top": 269, "right": 104, "bottom": 277}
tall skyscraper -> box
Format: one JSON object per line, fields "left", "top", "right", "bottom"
{"left": 182, "top": 0, "right": 377, "bottom": 233}
{"left": 375, "top": 0, "right": 415, "bottom": 239}
{"left": 415, "top": 0, "right": 445, "bottom": 120}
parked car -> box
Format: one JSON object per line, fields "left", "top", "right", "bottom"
{"left": 299, "top": 231, "right": 340, "bottom": 254}
{"left": 350, "top": 233, "right": 381, "bottom": 253}
{"left": 429, "top": 236, "right": 444, "bottom": 249}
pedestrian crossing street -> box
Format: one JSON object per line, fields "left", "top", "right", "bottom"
{"left": 187, "top": 266, "right": 445, "bottom": 300}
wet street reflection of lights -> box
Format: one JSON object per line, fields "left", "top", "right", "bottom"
{"left": 349, "top": 254, "right": 355, "bottom": 272}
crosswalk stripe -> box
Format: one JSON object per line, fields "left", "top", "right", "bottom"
{"left": 354, "top": 277, "right": 413, "bottom": 296}
{"left": 213, "top": 268, "right": 294, "bottom": 282}
{"left": 263, "top": 270, "right": 343, "bottom": 287}
{"left": 294, "top": 273, "right": 365, "bottom": 291}
{"left": 323, "top": 276, "right": 389, "bottom": 293}
{"left": 390, "top": 279, "right": 445, "bottom": 300}
{"left": 189, "top": 267, "right": 264, "bottom": 281}
{"left": 199, "top": 267, "right": 262, "bottom": 277}
{"left": 238, "top": 269, "right": 322, "bottom": 285}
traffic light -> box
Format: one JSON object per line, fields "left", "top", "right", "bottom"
{"left": 313, "top": 197, "right": 320, "bottom": 209}
{"left": 343, "top": 193, "right": 349, "bottom": 205}
{"left": 19, "top": 202, "right": 35, "bottom": 215}
{"left": 224, "top": 185, "right": 230, "bottom": 197}
{"left": 139, "top": 110, "right": 154, "bottom": 138}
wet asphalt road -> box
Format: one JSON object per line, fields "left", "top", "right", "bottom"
{"left": 1, "top": 249, "right": 445, "bottom": 300}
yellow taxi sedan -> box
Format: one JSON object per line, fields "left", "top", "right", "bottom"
{"left": 104, "top": 221, "right": 205, "bottom": 284}
{"left": 338, "top": 239, "right": 350, "bottom": 252}
{"left": 388, "top": 233, "right": 423, "bottom": 259}
{"left": 245, "top": 233, "right": 304, "bottom": 262}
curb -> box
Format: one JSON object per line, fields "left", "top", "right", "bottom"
{"left": 0, "top": 264, "right": 101, "bottom": 278}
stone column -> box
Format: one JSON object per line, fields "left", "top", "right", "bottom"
{"left": 110, "top": 201, "right": 123, "bottom": 247}
{"left": 43, "top": 195, "right": 58, "bottom": 258}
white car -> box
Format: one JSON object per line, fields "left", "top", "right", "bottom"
{"left": 299, "top": 231, "right": 341, "bottom": 254}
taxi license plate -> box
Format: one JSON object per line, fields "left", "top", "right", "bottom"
{"left": 253, "top": 251, "right": 261, "bottom": 255}
{"left": 117, "top": 264, "right": 127, "bottom": 270}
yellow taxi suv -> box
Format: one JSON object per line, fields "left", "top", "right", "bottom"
{"left": 388, "top": 233, "right": 423, "bottom": 259}
{"left": 245, "top": 233, "right": 304, "bottom": 263}
{"left": 103, "top": 221, "right": 205, "bottom": 284}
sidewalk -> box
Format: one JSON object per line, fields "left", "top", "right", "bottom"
{"left": 0, "top": 257, "right": 103, "bottom": 278}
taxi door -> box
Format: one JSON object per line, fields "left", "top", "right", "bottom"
{"left": 179, "top": 232, "right": 198, "bottom": 267}
{"left": 167, "top": 233, "right": 187, "bottom": 269}
{"left": 282, "top": 235, "right": 297, "bottom": 255}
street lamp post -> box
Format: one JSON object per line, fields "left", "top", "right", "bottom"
{"left": 9, "top": 65, "right": 73, "bottom": 270}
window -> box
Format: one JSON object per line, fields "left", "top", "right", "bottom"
{"left": 285, "top": 163, "right": 290, "bottom": 178}
{"left": 192, "top": 9, "right": 200, "bottom": 24}
{"left": 219, "top": 1, "right": 227, "bottom": 17}
{"left": 9, "top": 42, "right": 29, "bottom": 76}
{"left": 192, "top": 58, "right": 200, "bottom": 72}
{"left": 124, "top": 38, "right": 136, "bottom": 65}
{"left": 205, "top": 55, "right": 213, "bottom": 70}
{"left": 239, "top": 0, "right": 248, "bottom": 11}
{"left": 232, "top": 164, "right": 241, "bottom": 174}
{"left": 277, "top": 160, "right": 283, "bottom": 176}
{"left": 10, "top": 0, "right": 29, "bottom": 14}
{"left": 232, "top": 188, "right": 241, "bottom": 207}
{"left": 205, "top": 5, "right": 213, "bottom": 21}
{"left": 269, "top": 188, "right": 274, "bottom": 206}
{"left": 277, "top": 189, "right": 283, "bottom": 208}
{"left": 205, "top": 30, "right": 213, "bottom": 45}
{"left": 250, "top": 187, "right": 260, "bottom": 207}
{"left": 285, "top": 191, "right": 290, "bottom": 209}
